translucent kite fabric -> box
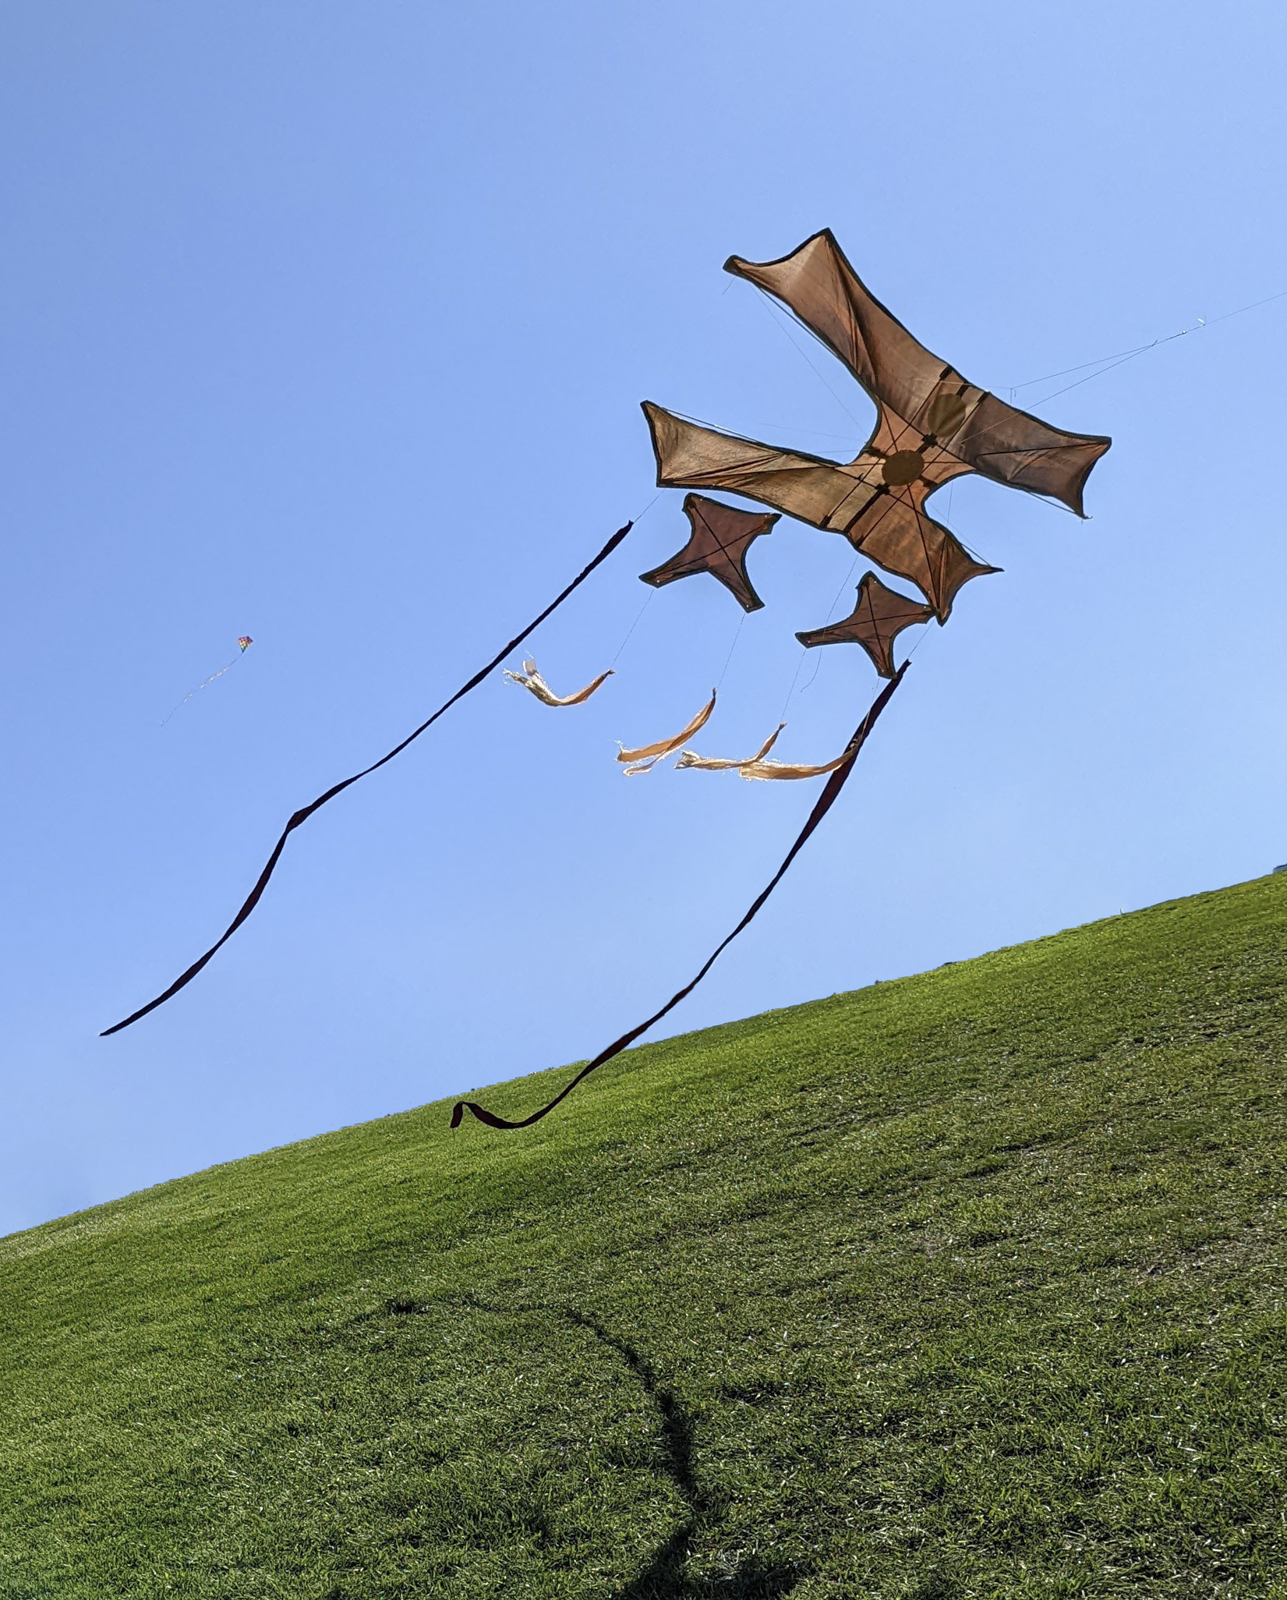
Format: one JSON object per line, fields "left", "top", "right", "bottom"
{"left": 504, "top": 658, "right": 614, "bottom": 706}
{"left": 617, "top": 690, "right": 716, "bottom": 775}
{"left": 641, "top": 407, "right": 994, "bottom": 622}
{"left": 451, "top": 664, "right": 908, "bottom": 1131}
{"left": 725, "top": 230, "right": 1112, "bottom": 511}
{"left": 797, "top": 571, "right": 935, "bottom": 679}
{"left": 675, "top": 723, "right": 785, "bottom": 771}
{"left": 639, "top": 493, "right": 778, "bottom": 612}
{"left": 643, "top": 229, "right": 1109, "bottom": 620}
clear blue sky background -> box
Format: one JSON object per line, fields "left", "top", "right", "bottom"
{"left": 3, "top": 1, "right": 1285, "bottom": 1236}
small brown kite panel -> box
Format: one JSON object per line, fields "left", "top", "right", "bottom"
{"left": 797, "top": 571, "right": 934, "bottom": 678}
{"left": 639, "top": 493, "right": 778, "bottom": 613}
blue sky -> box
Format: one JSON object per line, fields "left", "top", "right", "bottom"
{"left": 3, "top": 1, "right": 1285, "bottom": 1235}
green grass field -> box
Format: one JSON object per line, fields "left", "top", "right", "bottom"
{"left": 2, "top": 877, "right": 1285, "bottom": 1599}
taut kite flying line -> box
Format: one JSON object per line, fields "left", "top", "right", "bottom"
{"left": 107, "top": 230, "right": 1108, "bottom": 1127}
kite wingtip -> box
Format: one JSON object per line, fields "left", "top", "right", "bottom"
{"left": 450, "top": 1103, "right": 465, "bottom": 1129}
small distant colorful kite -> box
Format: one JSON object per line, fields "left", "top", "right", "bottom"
{"left": 161, "top": 636, "right": 254, "bottom": 725}
{"left": 106, "top": 230, "right": 1109, "bottom": 1134}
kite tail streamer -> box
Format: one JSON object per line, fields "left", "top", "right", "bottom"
{"left": 616, "top": 690, "right": 717, "bottom": 774}
{"left": 161, "top": 637, "right": 254, "bottom": 725}
{"left": 451, "top": 661, "right": 909, "bottom": 1131}
{"left": 675, "top": 723, "right": 785, "bottom": 772}
{"left": 739, "top": 749, "right": 849, "bottom": 781}
{"left": 102, "top": 522, "right": 634, "bottom": 1036}
{"left": 503, "top": 659, "right": 614, "bottom": 707}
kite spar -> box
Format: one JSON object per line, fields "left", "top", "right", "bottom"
{"left": 102, "top": 523, "right": 633, "bottom": 1035}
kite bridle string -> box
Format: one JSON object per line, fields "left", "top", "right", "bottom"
{"left": 604, "top": 489, "right": 669, "bottom": 670}
{"left": 754, "top": 295, "right": 866, "bottom": 432}
{"left": 715, "top": 609, "right": 746, "bottom": 692}
{"left": 771, "top": 482, "right": 913, "bottom": 725}
{"left": 609, "top": 588, "right": 655, "bottom": 671}
{"left": 798, "top": 549, "right": 863, "bottom": 698}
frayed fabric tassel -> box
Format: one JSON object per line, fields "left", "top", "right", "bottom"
{"left": 616, "top": 690, "right": 716, "bottom": 775}
{"left": 504, "top": 658, "right": 613, "bottom": 707}
{"left": 676, "top": 723, "right": 785, "bottom": 772}
{"left": 739, "top": 747, "right": 852, "bottom": 780}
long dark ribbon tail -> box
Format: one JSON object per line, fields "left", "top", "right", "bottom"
{"left": 102, "top": 522, "right": 634, "bottom": 1037}
{"left": 451, "top": 660, "right": 909, "bottom": 1131}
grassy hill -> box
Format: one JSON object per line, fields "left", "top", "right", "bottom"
{"left": 2, "top": 879, "right": 1286, "bottom": 1599}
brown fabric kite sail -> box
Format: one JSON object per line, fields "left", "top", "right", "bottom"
{"left": 617, "top": 690, "right": 716, "bottom": 775}
{"left": 643, "top": 229, "right": 1110, "bottom": 620}
{"left": 639, "top": 493, "right": 778, "bottom": 612}
{"left": 797, "top": 571, "right": 935, "bottom": 679}
{"left": 504, "top": 658, "right": 614, "bottom": 706}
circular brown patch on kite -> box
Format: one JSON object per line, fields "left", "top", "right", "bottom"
{"left": 927, "top": 392, "right": 968, "bottom": 440}
{"left": 882, "top": 449, "right": 925, "bottom": 486}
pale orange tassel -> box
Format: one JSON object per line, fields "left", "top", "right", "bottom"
{"left": 504, "top": 657, "right": 613, "bottom": 707}
{"left": 617, "top": 690, "right": 716, "bottom": 775}
{"left": 675, "top": 723, "right": 785, "bottom": 772}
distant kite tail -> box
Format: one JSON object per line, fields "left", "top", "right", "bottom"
{"left": 102, "top": 524, "right": 633, "bottom": 1036}
{"left": 161, "top": 636, "right": 254, "bottom": 725}
{"left": 451, "top": 660, "right": 908, "bottom": 1130}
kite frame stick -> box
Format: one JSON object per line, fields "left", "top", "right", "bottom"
{"left": 451, "top": 659, "right": 909, "bottom": 1131}
{"left": 102, "top": 521, "right": 634, "bottom": 1036}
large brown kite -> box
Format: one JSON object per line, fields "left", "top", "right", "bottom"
{"left": 642, "top": 229, "right": 1109, "bottom": 623}
{"left": 453, "top": 231, "right": 1111, "bottom": 1130}
{"left": 106, "top": 230, "right": 1109, "bottom": 1148}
